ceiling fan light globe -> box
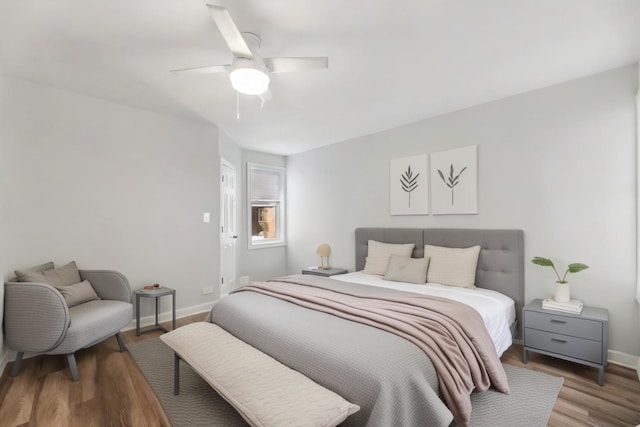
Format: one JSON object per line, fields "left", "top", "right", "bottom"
{"left": 229, "top": 68, "right": 270, "bottom": 95}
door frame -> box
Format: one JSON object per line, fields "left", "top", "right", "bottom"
{"left": 220, "top": 157, "right": 238, "bottom": 296}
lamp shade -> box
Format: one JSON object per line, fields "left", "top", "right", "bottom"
{"left": 316, "top": 243, "right": 331, "bottom": 257}
{"left": 229, "top": 67, "right": 270, "bottom": 95}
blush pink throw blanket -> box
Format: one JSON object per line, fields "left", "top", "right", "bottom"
{"left": 236, "top": 277, "right": 510, "bottom": 427}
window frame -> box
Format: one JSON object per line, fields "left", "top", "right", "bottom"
{"left": 247, "top": 162, "right": 286, "bottom": 249}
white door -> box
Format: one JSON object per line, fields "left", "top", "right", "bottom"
{"left": 220, "top": 158, "right": 237, "bottom": 296}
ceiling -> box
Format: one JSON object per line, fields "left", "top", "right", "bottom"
{"left": 1, "top": 1, "right": 639, "bottom": 156}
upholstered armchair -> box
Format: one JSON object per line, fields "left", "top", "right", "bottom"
{"left": 4, "top": 262, "right": 133, "bottom": 381}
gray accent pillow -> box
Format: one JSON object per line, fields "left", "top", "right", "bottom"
{"left": 384, "top": 255, "right": 430, "bottom": 284}
{"left": 15, "top": 261, "right": 82, "bottom": 286}
{"left": 54, "top": 280, "right": 101, "bottom": 307}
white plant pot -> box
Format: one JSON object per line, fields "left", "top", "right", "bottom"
{"left": 554, "top": 282, "right": 570, "bottom": 303}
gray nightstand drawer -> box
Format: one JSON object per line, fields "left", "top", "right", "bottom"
{"left": 524, "top": 328, "right": 602, "bottom": 364}
{"left": 525, "top": 311, "right": 602, "bottom": 341}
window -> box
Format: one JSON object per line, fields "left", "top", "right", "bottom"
{"left": 247, "top": 162, "right": 286, "bottom": 249}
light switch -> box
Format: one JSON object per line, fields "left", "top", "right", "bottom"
{"left": 203, "top": 212, "right": 210, "bottom": 223}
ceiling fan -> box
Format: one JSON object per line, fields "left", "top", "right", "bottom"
{"left": 171, "top": 2, "right": 329, "bottom": 100}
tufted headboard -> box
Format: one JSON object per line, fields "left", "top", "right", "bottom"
{"left": 355, "top": 228, "right": 524, "bottom": 337}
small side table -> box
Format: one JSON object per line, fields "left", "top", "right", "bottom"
{"left": 523, "top": 298, "right": 608, "bottom": 385}
{"left": 134, "top": 287, "right": 176, "bottom": 336}
{"left": 301, "top": 267, "right": 348, "bottom": 277}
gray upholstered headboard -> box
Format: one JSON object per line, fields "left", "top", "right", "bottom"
{"left": 355, "top": 228, "right": 524, "bottom": 337}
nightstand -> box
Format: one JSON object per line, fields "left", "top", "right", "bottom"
{"left": 523, "top": 298, "right": 608, "bottom": 385}
{"left": 134, "top": 287, "right": 176, "bottom": 336}
{"left": 301, "top": 267, "right": 348, "bottom": 277}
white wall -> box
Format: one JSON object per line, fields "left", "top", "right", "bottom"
{"left": 287, "top": 64, "right": 640, "bottom": 357}
{"left": 0, "top": 68, "right": 9, "bottom": 367}
{"left": 240, "top": 150, "right": 287, "bottom": 281}
{"left": 2, "top": 76, "right": 221, "bottom": 325}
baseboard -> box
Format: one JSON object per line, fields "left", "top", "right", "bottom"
{"left": 122, "top": 300, "right": 216, "bottom": 332}
{"left": 607, "top": 349, "right": 640, "bottom": 372}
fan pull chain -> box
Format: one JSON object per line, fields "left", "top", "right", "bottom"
{"left": 236, "top": 92, "right": 240, "bottom": 120}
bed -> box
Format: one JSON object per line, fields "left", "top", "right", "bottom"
{"left": 207, "top": 228, "right": 524, "bottom": 427}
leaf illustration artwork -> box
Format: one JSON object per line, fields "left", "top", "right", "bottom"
{"left": 437, "top": 164, "right": 467, "bottom": 204}
{"left": 400, "top": 165, "right": 420, "bottom": 208}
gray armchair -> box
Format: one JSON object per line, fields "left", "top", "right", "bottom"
{"left": 4, "top": 267, "right": 133, "bottom": 381}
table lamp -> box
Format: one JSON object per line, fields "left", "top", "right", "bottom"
{"left": 316, "top": 243, "right": 332, "bottom": 270}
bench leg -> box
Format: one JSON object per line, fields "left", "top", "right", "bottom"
{"left": 115, "top": 332, "right": 127, "bottom": 352}
{"left": 174, "top": 353, "right": 180, "bottom": 395}
{"left": 11, "top": 352, "right": 24, "bottom": 377}
{"left": 67, "top": 353, "right": 80, "bottom": 381}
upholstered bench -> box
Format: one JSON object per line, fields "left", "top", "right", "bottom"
{"left": 160, "top": 322, "right": 359, "bottom": 427}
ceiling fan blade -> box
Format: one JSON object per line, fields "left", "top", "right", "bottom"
{"left": 206, "top": 4, "right": 253, "bottom": 59}
{"left": 171, "top": 65, "right": 231, "bottom": 75}
{"left": 264, "top": 57, "right": 328, "bottom": 73}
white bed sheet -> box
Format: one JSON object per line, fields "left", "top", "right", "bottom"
{"left": 331, "top": 271, "right": 515, "bottom": 357}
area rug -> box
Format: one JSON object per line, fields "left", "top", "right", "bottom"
{"left": 128, "top": 337, "right": 563, "bottom": 427}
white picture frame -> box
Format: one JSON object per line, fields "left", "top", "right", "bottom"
{"left": 430, "top": 145, "right": 478, "bottom": 215}
{"left": 390, "top": 154, "right": 429, "bottom": 215}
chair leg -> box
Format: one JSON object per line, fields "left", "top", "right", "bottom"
{"left": 115, "top": 332, "right": 127, "bottom": 352}
{"left": 66, "top": 353, "right": 80, "bottom": 382}
{"left": 10, "top": 352, "right": 24, "bottom": 377}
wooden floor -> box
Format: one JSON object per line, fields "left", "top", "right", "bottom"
{"left": 0, "top": 313, "right": 639, "bottom": 427}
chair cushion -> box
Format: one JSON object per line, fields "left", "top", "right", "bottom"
{"left": 54, "top": 280, "right": 101, "bottom": 307}
{"left": 50, "top": 299, "right": 132, "bottom": 355}
{"left": 16, "top": 261, "right": 81, "bottom": 286}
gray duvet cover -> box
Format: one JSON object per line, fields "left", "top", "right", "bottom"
{"left": 208, "top": 283, "right": 454, "bottom": 426}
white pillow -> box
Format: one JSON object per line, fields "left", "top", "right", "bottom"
{"left": 384, "top": 255, "right": 430, "bottom": 284}
{"left": 424, "top": 244, "right": 481, "bottom": 288}
{"left": 363, "top": 240, "right": 415, "bottom": 275}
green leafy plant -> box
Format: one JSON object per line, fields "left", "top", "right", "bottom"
{"left": 531, "top": 257, "right": 589, "bottom": 283}
{"left": 400, "top": 165, "right": 419, "bottom": 208}
{"left": 437, "top": 164, "right": 467, "bottom": 204}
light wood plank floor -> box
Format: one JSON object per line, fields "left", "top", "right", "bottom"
{"left": 1, "top": 313, "right": 639, "bottom": 426}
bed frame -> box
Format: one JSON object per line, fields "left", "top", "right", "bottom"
{"left": 355, "top": 228, "right": 525, "bottom": 338}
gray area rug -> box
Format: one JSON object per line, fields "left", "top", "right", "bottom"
{"left": 128, "top": 337, "right": 563, "bottom": 427}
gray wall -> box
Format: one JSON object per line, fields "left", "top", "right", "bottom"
{"left": 2, "top": 76, "right": 221, "bottom": 326}
{"left": 240, "top": 150, "right": 287, "bottom": 282}
{"left": 286, "top": 64, "right": 640, "bottom": 357}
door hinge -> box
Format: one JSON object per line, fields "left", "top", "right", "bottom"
{"left": 221, "top": 277, "right": 224, "bottom": 284}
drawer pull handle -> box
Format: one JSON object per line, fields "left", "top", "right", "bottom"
{"left": 550, "top": 319, "right": 567, "bottom": 324}
{"left": 551, "top": 338, "right": 567, "bottom": 343}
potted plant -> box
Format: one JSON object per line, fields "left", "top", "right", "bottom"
{"left": 531, "top": 257, "right": 589, "bottom": 303}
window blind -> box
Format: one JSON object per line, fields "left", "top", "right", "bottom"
{"left": 251, "top": 168, "right": 280, "bottom": 202}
